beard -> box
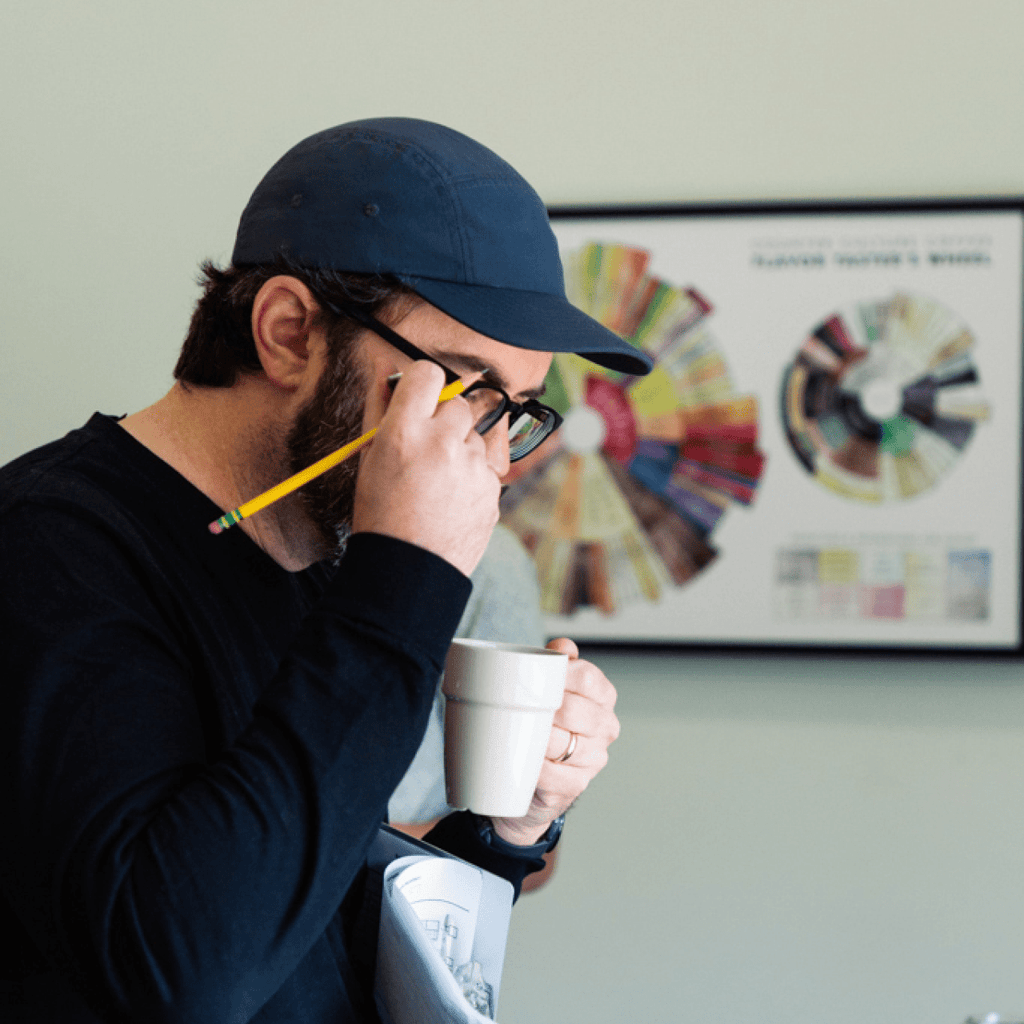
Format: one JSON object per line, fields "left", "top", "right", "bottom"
{"left": 285, "top": 343, "right": 368, "bottom": 563}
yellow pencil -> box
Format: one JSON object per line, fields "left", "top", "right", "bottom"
{"left": 208, "top": 378, "right": 466, "bottom": 534}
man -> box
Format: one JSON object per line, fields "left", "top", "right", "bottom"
{"left": 0, "top": 118, "right": 652, "bottom": 1023}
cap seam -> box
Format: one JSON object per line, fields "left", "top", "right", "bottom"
{"left": 340, "top": 127, "right": 475, "bottom": 283}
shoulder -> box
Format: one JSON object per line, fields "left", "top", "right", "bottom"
{"left": 0, "top": 415, "right": 214, "bottom": 624}
{"left": 474, "top": 523, "right": 537, "bottom": 586}
{"left": 0, "top": 414, "right": 167, "bottom": 531}
{"left": 1, "top": 415, "right": 108, "bottom": 505}
{"left": 458, "top": 524, "right": 544, "bottom": 645}
{"left": 468, "top": 523, "right": 540, "bottom": 609}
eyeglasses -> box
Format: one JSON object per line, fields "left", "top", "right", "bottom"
{"left": 321, "top": 297, "right": 563, "bottom": 463}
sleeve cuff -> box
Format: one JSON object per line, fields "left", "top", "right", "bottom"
{"left": 422, "top": 811, "right": 547, "bottom": 902}
{"left": 322, "top": 532, "right": 473, "bottom": 672}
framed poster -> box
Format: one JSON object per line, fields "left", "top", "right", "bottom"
{"left": 497, "top": 199, "right": 1024, "bottom": 651}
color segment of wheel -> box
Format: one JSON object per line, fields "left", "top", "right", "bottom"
{"left": 780, "top": 292, "right": 989, "bottom": 503}
{"left": 500, "top": 242, "right": 767, "bottom": 617}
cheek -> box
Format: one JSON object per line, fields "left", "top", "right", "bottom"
{"left": 361, "top": 375, "right": 394, "bottom": 434}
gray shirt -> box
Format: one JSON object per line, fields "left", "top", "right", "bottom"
{"left": 387, "top": 524, "right": 544, "bottom": 823}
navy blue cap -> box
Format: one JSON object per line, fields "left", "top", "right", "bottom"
{"left": 232, "top": 118, "right": 652, "bottom": 376}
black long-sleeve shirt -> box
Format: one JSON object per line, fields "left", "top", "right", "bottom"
{"left": 0, "top": 413, "right": 540, "bottom": 1023}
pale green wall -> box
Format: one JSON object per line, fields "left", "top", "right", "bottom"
{"left": 3, "top": 2, "right": 1023, "bottom": 1022}
{"left": 505, "top": 651, "right": 1024, "bottom": 1023}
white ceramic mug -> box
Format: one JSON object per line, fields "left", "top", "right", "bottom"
{"left": 442, "top": 639, "right": 569, "bottom": 817}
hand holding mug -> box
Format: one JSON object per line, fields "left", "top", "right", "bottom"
{"left": 488, "top": 637, "right": 619, "bottom": 846}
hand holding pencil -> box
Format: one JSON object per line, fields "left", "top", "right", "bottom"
{"left": 350, "top": 361, "right": 502, "bottom": 578}
{"left": 209, "top": 373, "right": 466, "bottom": 535}
{"left": 209, "top": 362, "right": 500, "bottom": 578}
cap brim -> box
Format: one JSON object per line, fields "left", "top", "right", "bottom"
{"left": 399, "top": 276, "right": 654, "bottom": 377}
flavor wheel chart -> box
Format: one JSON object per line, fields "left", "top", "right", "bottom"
{"left": 780, "top": 292, "right": 990, "bottom": 503}
{"left": 499, "top": 243, "right": 767, "bottom": 618}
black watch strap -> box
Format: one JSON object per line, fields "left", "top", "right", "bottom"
{"left": 471, "top": 813, "right": 565, "bottom": 856}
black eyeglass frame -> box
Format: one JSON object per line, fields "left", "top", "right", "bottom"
{"left": 320, "top": 296, "right": 564, "bottom": 462}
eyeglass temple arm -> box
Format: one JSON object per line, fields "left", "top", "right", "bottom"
{"left": 323, "top": 298, "right": 461, "bottom": 386}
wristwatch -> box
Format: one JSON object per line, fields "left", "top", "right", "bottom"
{"left": 471, "top": 812, "right": 565, "bottom": 856}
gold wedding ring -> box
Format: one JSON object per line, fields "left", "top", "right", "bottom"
{"left": 555, "top": 731, "right": 578, "bottom": 763}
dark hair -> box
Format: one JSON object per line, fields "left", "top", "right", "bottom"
{"left": 174, "top": 255, "right": 416, "bottom": 387}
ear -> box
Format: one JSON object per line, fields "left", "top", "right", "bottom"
{"left": 250, "top": 276, "right": 322, "bottom": 389}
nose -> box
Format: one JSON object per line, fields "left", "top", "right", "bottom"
{"left": 484, "top": 420, "right": 511, "bottom": 479}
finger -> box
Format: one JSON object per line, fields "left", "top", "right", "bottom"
{"left": 546, "top": 700, "right": 620, "bottom": 758}
{"left": 545, "top": 722, "right": 575, "bottom": 763}
{"left": 544, "top": 724, "right": 592, "bottom": 766}
{"left": 546, "top": 636, "right": 579, "bottom": 660}
{"left": 551, "top": 690, "right": 608, "bottom": 740}
{"left": 562, "top": 657, "right": 617, "bottom": 708}
{"left": 384, "top": 360, "right": 448, "bottom": 424}
{"left": 548, "top": 719, "right": 619, "bottom": 762}
{"left": 538, "top": 730, "right": 609, "bottom": 780}
{"left": 430, "top": 384, "right": 486, "bottom": 440}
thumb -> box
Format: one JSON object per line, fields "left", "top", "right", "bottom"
{"left": 545, "top": 636, "right": 579, "bottom": 660}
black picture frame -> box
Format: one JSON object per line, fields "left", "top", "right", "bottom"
{"left": 496, "top": 197, "right": 1024, "bottom": 653}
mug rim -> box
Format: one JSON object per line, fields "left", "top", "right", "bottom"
{"left": 449, "top": 638, "right": 566, "bottom": 658}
